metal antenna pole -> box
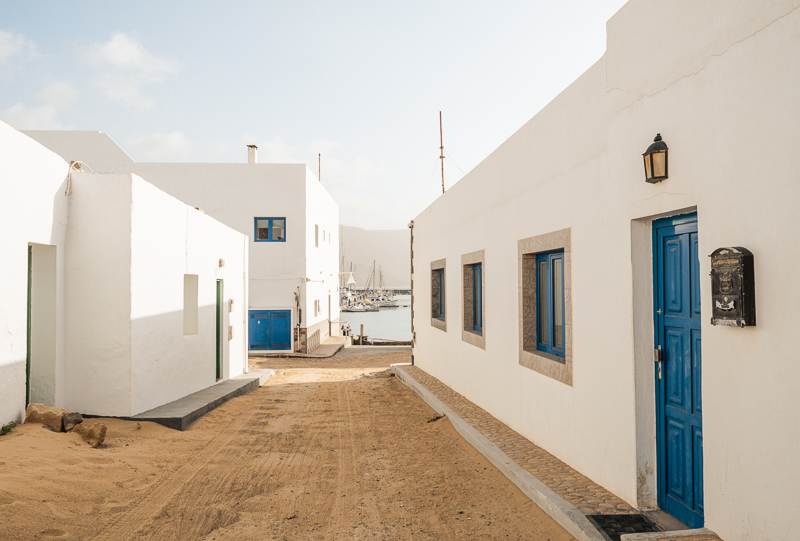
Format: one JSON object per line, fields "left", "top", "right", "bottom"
{"left": 439, "top": 111, "right": 445, "bottom": 194}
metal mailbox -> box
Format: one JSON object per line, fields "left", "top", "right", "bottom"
{"left": 709, "top": 247, "right": 756, "bottom": 327}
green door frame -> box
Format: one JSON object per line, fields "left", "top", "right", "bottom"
{"left": 26, "top": 245, "right": 32, "bottom": 406}
{"left": 216, "top": 280, "right": 223, "bottom": 380}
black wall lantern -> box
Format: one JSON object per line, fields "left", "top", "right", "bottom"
{"left": 643, "top": 133, "right": 668, "bottom": 183}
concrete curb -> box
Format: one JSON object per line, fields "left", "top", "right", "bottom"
{"left": 621, "top": 528, "right": 719, "bottom": 540}
{"left": 390, "top": 364, "right": 606, "bottom": 541}
{"left": 251, "top": 344, "right": 345, "bottom": 359}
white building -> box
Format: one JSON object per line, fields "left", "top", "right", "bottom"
{"left": 24, "top": 132, "right": 340, "bottom": 353}
{"left": 0, "top": 120, "right": 249, "bottom": 423}
{"left": 411, "top": 2, "right": 800, "bottom": 540}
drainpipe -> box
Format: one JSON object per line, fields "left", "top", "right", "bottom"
{"left": 294, "top": 287, "right": 301, "bottom": 352}
{"left": 408, "top": 220, "right": 415, "bottom": 366}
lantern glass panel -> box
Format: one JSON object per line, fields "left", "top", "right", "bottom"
{"left": 652, "top": 150, "right": 666, "bottom": 178}
{"left": 644, "top": 154, "right": 652, "bottom": 179}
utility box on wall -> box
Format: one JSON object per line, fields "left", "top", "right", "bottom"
{"left": 709, "top": 247, "right": 756, "bottom": 327}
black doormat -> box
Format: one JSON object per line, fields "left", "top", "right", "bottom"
{"left": 586, "top": 514, "right": 661, "bottom": 541}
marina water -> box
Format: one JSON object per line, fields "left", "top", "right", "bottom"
{"left": 340, "top": 295, "right": 412, "bottom": 341}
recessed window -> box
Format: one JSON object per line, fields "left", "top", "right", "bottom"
{"left": 461, "top": 250, "right": 485, "bottom": 348}
{"left": 254, "top": 217, "right": 286, "bottom": 242}
{"left": 432, "top": 268, "right": 445, "bottom": 320}
{"left": 315, "top": 225, "right": 319, "bottom": 247}
{"left": 519, "top": 229, "right": 571, "bottom": 384}
{"left": 536, "top": 251, "right": 565, "bottom": 357}
{"left": 472, "top": 263, "right": 482, "bottom": 332}
{"left": 184, "top": 274, "right": 198, "bottom": 335}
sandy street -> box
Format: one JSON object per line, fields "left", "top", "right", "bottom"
{"left": 0, "top": 349, "right": 574, "bottom": 540}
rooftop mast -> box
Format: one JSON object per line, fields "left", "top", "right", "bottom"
{"left": 439, "top": 111, "right": 445, "bottom": 194}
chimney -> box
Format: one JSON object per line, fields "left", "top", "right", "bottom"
{"left": 247, "top": 145, "right": 258, "bottom": 164}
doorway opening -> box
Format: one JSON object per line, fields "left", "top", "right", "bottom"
{"left": 653, "top": 213, "right": 703, "bottom": 528}
{"left": 216, "top": 279, "right": 223, "bottom": 381}
{"left": 26, "top": 243, "right": 57, "bottom": 407}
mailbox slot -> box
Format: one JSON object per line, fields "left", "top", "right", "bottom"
{"left": 709, "top": 247, "right": 755, "bottom": 327}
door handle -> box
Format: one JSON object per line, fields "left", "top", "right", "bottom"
{"left": 654, "top": 346, "right": 663, "bottom": 379}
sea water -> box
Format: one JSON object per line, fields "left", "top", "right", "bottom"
{"left": 339, "top": 295, "right": 412, "bottom": 341}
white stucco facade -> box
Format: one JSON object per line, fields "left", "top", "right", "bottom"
{"left": 1, "top": 121, "right": 249, "bottom": 422}
{"left": 411, "top": 2, "right": 800, "bottom": 540}
{"left": 23, "top": 133, "right": 341, "bottom": 353}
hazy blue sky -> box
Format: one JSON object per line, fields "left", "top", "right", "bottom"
{"left": 1, "top": 1, "right": 626, "bottom": 229}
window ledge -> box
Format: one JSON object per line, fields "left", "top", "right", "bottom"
{"left": 431, "top": 317, "right": 447, "bottom": 332}
{"left": 519, "top": 348, "right": 572, "bottom": 386}
{"left": 462, "top": 328, "right": 485, "bottom": 350}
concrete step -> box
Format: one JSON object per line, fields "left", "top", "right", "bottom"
{"left": 131, "top": 369, "right": 274, "bottom": 431}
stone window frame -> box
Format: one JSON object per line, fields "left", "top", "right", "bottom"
{"left": 461, "top": 249, "right": 486, "bottom": 350}
{"left": 518, "top": 228, "right": 572, "bottom": 386}
{"left": 430, "top": 258, "right": 447, "bottom": 332}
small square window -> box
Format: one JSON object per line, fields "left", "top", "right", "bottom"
{"left": 254, "top": 217, "right": 287, "bottom": 242}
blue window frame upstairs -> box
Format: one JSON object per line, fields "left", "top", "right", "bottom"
{"left": 537, "top": 251, "right": 565, "bottom": 357}
{"left": 254, "top": 217, "right": 286, "bottom": 242}
{"left": 472, "top": 263, "right": 482, "bottom": 332}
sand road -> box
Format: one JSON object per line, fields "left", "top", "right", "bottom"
{"left": 0, "top": 349, "right": 573, "bottom": 540}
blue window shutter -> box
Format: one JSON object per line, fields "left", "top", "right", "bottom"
{"left": 536, "top": 251, "right": 565, "bottom": 357}
{"left": 473, "top": 263, "right": 482, "bottom": 332}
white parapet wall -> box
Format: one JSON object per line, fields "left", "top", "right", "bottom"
{"left": 412, "top": 2, "right": 800, "bottom": 540}
{"left": 65, "top": 172, "right": 248, "bottom": 417}
{"left": 14, "top": 136, "right": 343, "bottom": 353}
{"left": 0, "top": 122, "right": 69, "bottom": 424}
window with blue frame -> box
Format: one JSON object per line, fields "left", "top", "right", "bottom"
{"left": 536, "top": 251, "right": 565, "bottom": 357}
{"left": 472, "top": 263, "right": 482, "bottom": 333}
{"left": 254, "top": 217, "right": 286, "bottom": 242}
{"left": 432, "top": 268, "right": 445, "bottom": 320}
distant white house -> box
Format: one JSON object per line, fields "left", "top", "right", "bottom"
{"left": 411, "top": 2, "right": 800, "bottom": 541}
{"left": 25, "top": 132, "right": 340, "bottom": 353}
{"left": 0, "top": 120, "right": 249, "bottom": 423}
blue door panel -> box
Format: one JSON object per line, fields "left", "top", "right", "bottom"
{"left": 664, "top": 238, "right": 684, "bottom": 316}
{"left": 654, "top": 213, "right": 704, "bottom": 528}
{"left": 693, "top": 427, "right": 704, "bottom": 514}
{"left": 249, "top": 313, "right": 270, "bottom": 349}
{"left": 690, "top": 233, "right": 702, "bottom": 319}
{"left": 249, "top": 310, "right": 291, "bottom": 350}
{"left": 664, "top": 328, "right": 687, "bottom": 410}
{"left": 666, "top": 419, "right": 687, "bottom": 501}
{"left": 269, "top": 311, "right": 291, "bottom": 350}
{"left": 692, "top": 330, "right": 702, "bottom": 416}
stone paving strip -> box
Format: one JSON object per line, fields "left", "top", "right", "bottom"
{"left": 399, "top": 364, "right": 634, "bottom": 516}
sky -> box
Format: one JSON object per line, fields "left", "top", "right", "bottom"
{"left": 1, "top": 0, "right": 627, "bottom": 230}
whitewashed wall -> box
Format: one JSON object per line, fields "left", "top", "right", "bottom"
{"left": 16, "top": 140, "right": 342, "bottom": 351}
{"left": 129, "top": 176, "right": 247, "bottom": 415}
{"left": 64, "top": 173, "right": 133, "bottom": 416}
{"left": 65, "top": 172, "right": 248, "bottom": 417}
{"left": 413, "top": 2, "right": 800, "bottom": 540}
{"left": 304, "top": 166, "right": 341, "bottom": 338}
{"left": 0, "top": 122, "right": 69, "bottom": 424}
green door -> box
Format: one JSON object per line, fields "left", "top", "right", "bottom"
{"left": 216, "top": 280, "right": 223, "bottom": 380}
{"left": 26, "top": 245, "right": 32, "bottom": 406}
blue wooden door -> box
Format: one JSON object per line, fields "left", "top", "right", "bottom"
{"left": 654, "top": 213, "right": 703, "bottom": 528}
{"left": 249, "top": 310, "right": 291, "bottom": 350}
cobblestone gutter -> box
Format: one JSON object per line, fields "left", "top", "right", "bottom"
{"left": 391, "top": 363, "right": 630, "bottom": 541}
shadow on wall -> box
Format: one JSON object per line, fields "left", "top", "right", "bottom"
{"left": 127, "top": 302, "right": 233, "bottom": 415}
{"left": 0, "top": 361, "right": 27, "bottom": 424}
